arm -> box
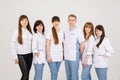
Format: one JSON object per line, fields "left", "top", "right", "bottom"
{"left": 104, "top": 39, "right": 113, "bottom": 58}
{"left": 32, "top": 34, "right": 39, "bottom": 57}
{"left": 46, "top": 39, "right": 52, "bottom": 62}
{"left": 83, "top": 55, "right": 90, "bottom": 68}
{"left": 83, "top": 36, "right": 94, "bottom": 68}
{"left": 80, "top": 41, "right": 85, "bottom": 55}
{"left": 11, "top": 30, "right": 18, "bottom": 64}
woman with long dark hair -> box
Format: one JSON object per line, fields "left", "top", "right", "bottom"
{"left": 93, "top": 25, "right": 113, "bottom": 80}
{"left": 11, "top": 15, "right": 33, "bottom": 80}
{"left": 46, "top": 16, "right": 64, "bottom": 80}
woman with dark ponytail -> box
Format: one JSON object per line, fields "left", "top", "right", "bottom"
{"left": 46, "top": 16, "right": 64, "bottom": 80}
{"left": 93, "top": 25, "right": 113, "bottom": 80}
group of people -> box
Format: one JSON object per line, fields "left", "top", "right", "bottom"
{"left": 11, "top": 14, "right": 113, "bottom": 80}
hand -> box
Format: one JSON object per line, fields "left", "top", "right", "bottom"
{"left": 47, "top": 56, "right": 52, "bottom": 63}
{"left": 14, "top": 58, "right": 19, "bottom": 64}
{"left": 83, "top": 60, "right": 88, "bottom": 68}
{"left": 34, "top": 52, "right": 40, "bottom": 57}
{"left": 103, "top": 54, "right": 108, "bottom": 59}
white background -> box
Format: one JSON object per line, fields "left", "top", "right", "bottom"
{"left": 0, "top": 0, "right": 120, "bottom": 80}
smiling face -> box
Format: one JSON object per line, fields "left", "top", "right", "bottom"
{"left": 52, "top": 21, "right": 60, "bottom": 28}
{"left": 36, "top": 24, "right": 43, "bottom": 33}
{"left": 85, "top": 26, "right": 91, "bottom": 34}
{"left": 20, "top": 18, "right": 28, "bottom": 28}
{"left": 96, "top": 29, "right": 103, "bottom": 38}
{"left": 68, "top": 16, "right": 76, "bottom": 27}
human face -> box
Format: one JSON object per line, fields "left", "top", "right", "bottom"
{"left": 36, "top": 24, "right": 43, "bottom": 33}
{"left": 96, "top": 29, "right": 102, "bottom": 38}
{"left": 52, "top": 21, "right": 60, "bottom": 28}
{"left": 68, "top": 16, "right": 76, "bottom": 27}
{"left": 20, "top": 18, "right": 28, "bottom": 28}
{"left": 85, "top": 26, "right": 91, "bottom": 34}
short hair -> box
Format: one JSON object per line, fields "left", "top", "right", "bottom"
{"left": 68, "top": 14, "right": 77, "bottom": 19}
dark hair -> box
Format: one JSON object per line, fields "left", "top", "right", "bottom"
{"left": 83, "top": 22, "right": 94, "bottom": 40}
{"left": 68, "top": 14, "right": 77, "bottom": 20}
{"left": 52, "top": 16, "right": 60, "bottom": 45}
{"left": 95, "top": 25, "right": 105, "bottom": 48}
{"left": 33, "top": 20, "right": 45, "bottom": 34}
{"left": 18, "top": 15, "right": 32, "bottom": 44}
{"left": 52, "top": 16, "right": 60, "bottom": 23}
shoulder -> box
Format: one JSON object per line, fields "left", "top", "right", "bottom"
{"left": 33, "top": 33, "right": 38, "bottom": 37}
{"left": 103, "top": 37, "right": 110, "bottom": 44}
{"left": 89, "top": 35, "right": 95, "bottom": 40}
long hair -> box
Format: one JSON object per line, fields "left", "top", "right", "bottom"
{"left": 33, "top": 20, "right": 45, "bottom": 34}
{"left": 52, "top": 16, "right": 60, "bottom": 45}
{"left": 83, "top": 22, "right": 94, "bottom": 40}
{"left": 95, "top": 25, "right": 105, "bottom": 48}
{"left": 18, "top": 15, "right": 32, "bottom": 44}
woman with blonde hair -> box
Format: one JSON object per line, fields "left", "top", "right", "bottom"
{"left": 81, "top": 22, "right": 95, "bottom": 80}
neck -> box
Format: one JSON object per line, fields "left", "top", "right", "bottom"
{"left": 38, "top": 31, "right": 43, "bottom": 35}
{"left": 86, "top": 34, "right": 89, "bottom": 37}
{"left": 22, "top": 26, "right": 27, "bottom": 29}
{"left": 54, "top": 26, "right": 60, "bottom": 32}
{"left": 70, "top": 26, "right": 76, "bottom": 31}
{"left": 97, "top": 36, "right": 100, "bottom": 39}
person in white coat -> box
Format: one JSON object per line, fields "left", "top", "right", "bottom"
{"left": 81, "top": 22, "right": 95, "bottom": 80}
{"left": 93, "top": 25, "right": 113, "bottom": 80}
{"left": 32, "top": 20, "right": 46, "bottom": 80}
{"left": 64, "top": 14, "right": 84, "bottom": 80}
{"left": 46, "top": 16, "right": 64, "bottom": 80}
{"left": 11, "top": 15, "right": 33, "bottom": 80}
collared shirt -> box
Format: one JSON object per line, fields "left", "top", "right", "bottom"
{"left": 64, "top": 27, "right": 84, "bottom": 61}
{"left": 11, "top": 28, "right": 32, "bottom": 59}
{"left": 82, "top": 35, "right": 95, "bottom": 65}
{"left": 46, "top": 29, "right": 64, "bottom": 62}
{"left": 93, "top": 37, "right": 113, "bottom": 68}
{"left": 32, "top": 31, "right": 46, "bottom": 64}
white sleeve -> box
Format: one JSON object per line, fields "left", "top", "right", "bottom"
{"left": 86, "top": 36, "right": 95, "bottom": 55}
{"left": 11, "top": 30, "right": 18, "bottom": 59}
{"left": 32, "top": 34, "right": 38, "bottom": 54}
{"left": 104, "top": 39, "right": 113, "bottom": 56}
{"left": 77, "top": 29, "right": 84, "bottom": 43}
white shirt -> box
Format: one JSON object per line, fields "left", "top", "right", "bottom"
{"left": 93, "top": 37, "right": 113, "bottom": 68}
{"left": 11, "top": 28, "right": 32, "bottom": 59}
{"left": 82, "top": 35, "right": 95, "bottom": 65}
{"left": 64, "top": 27, "right": 84, "bottom": 61}
{"left": 46, "top": 29, "right": 64, "bottom": 62}
{"left": 32, "top": 32, "right": 46, "bottom": 64}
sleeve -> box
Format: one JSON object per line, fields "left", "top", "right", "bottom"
{"left": 104, "top": 39, "right": 113, "bottom": 56}
{"left": 32, "top": 34, "right": 39, "bottom": 54}
{"left": 45, "top": 29, "right": 51, "bottom": 40}
{"left": 77, "top": 29, "right": 84, "bottom": 43}
{"left": 86, "top": 36, "right": 95, "bottom": 55}
{"left": 11, "top": 30, "right": 18, "bottom": 59}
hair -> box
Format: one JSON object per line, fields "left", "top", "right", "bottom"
{"left": 33, "top": 20, "right": 45, "bottom": 34}
{"left": 18, "top": 15, "right": 32, "bottom": 44}
{"left": 83, "top": 22, "right": 94, "bottom": 40}
{"left": 68, "top": 14, "right": 77, "bottom": 20}
{"left": 95, "top": 25, "right": 105, "bottom": 48}
{"left": 52, "top": 16, "right": 60, "bottom": 45}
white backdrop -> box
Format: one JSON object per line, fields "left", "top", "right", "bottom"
{"left": 0, "top": 0, "right": 120, "bottom": 80}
